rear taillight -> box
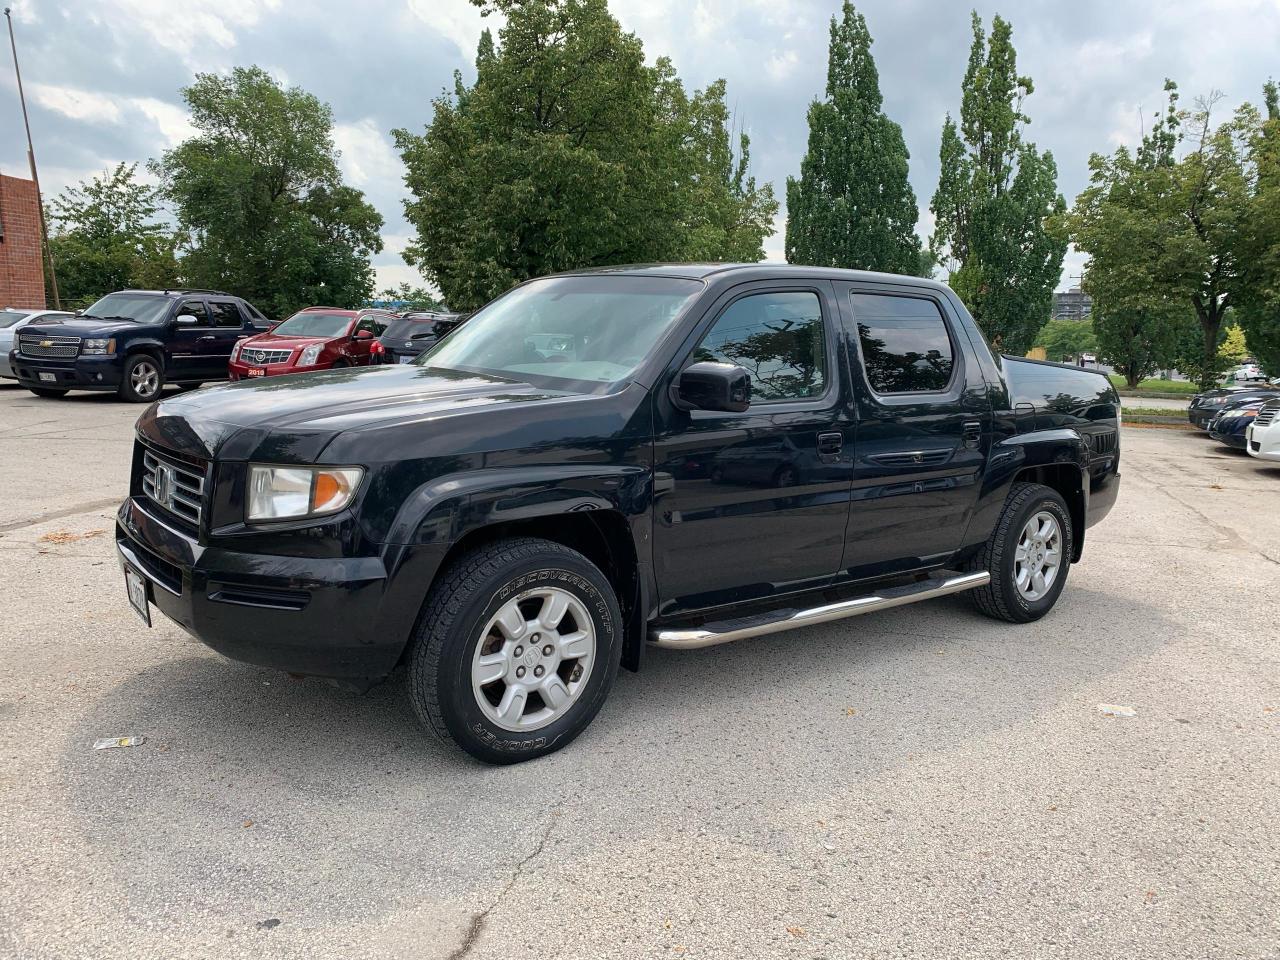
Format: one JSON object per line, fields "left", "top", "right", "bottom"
{"left": 371, "top": 341, "right": 384, "bottom": 355}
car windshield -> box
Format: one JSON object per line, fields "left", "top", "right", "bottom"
{"left": 0, "top": 310, "right": 32, "bottom": 328}
{"left": 420, "top": 276, "right": 702, "bottom": 387}
{"left": 82, "top": 293, "right": 172, "bottom": 324}
{"left": 271, "top": 312, "right": 353, "bottom": 338}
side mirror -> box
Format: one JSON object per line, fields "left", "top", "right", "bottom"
{"left": 174, "top": 314, "right": 199, "bottom": 326}
{"left": 354, "top": 329, "right": 374, "bottom": 340}
{"left": 671, "top": 361, "right": 751, "bottom": 413}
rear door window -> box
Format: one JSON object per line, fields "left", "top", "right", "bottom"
{"left": 850, "top": 293, "right": 955, "bottom": 394}
{"left": 208, "top": 301, "right": 243, "bottom": 328}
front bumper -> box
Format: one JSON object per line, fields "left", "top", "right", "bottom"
{"left": 9, "top": 352, "right": 123, "bottom": 390}
{"left": 1189, "top": 408, "right": 1220, "bottom": 429}
{"left": 115, "top": 495, "right": 406, "bottom": 683}
{"left": 229, "top": 359, "right": 329, "bottom": 380}
{"left": 1247, "top": 422, "right": 1280, "bottom": 461}
{"left": 1208, "top": 418, "right": 1252, "bottom": 448}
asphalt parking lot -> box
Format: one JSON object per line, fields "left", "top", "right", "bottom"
{"left": 1, "top": 382, "right": 1278, "bottom": 960}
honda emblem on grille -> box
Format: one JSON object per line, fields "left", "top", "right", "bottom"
{"left": 152, "top": 463, "right": 175, "bottom": 509}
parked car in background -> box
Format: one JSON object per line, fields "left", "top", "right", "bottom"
{"left": 1230, "top": 362, "right": 1267, "bottom": 383}
{"left": 1208, "top": 393, "right": 1271, "bottom": 448}
{"left": 1246, "top": 399, "right": 1280, "bottom": 461}
{"left": 10, "top": 290, "right": 272, "bottom": 401}
{"left": 372, "top": 312, "right": 469, "bottom": 365}
{"left": 1189, "top": 385, "right": 1280, "bottom": 429}
{"left": 229, "top": 307, "right": 394, "bottom": 380}
{"left": 0, "top": 308, "right": 75, "bottom": 380}
{"left": 116, "top": 264, "right": 1121, "bottom": 765}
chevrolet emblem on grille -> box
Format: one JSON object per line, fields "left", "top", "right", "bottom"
{"left": 40, "top": 340, "right": 53, "bottom": 348}
{"left": 152, "top": 463, "right": 175, "bottom": 509}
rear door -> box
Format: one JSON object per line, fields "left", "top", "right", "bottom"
{"left": 207, "top": 299, "right": 249, "bottom": 378}
{"left": 652, "top": 281, "right": 854, "bottom": 616}
{"left": 833, "top": 283, "right": 991, "bottom": 579}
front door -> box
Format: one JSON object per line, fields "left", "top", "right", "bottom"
{"left": 652, "top": 281, "right": 853, "bottom": 617}
{"left": 168, "top": 297, "right": 216, "bottom": 380}
{"left": 834, "top": 283, "right": 991, "bottom": 579}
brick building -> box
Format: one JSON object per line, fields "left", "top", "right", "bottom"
{"left": 0, "top": 173, "right": 46, "bottom": 309}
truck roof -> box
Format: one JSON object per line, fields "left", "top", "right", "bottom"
{"left": 552, "top": 262, "right": 955, "bottom": 294}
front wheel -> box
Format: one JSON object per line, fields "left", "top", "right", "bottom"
{"left": 968, "top": 482, "right": 1074, "bottom": 623}
{"left": 408, "top": 537, "right": 622, "bottom": 764}
{"left": 118, "top": 354, "right": 164, "bottom": 403}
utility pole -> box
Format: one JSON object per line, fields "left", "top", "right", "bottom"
{"left": 5, "top": 6, "right": 60, "bottom": 308}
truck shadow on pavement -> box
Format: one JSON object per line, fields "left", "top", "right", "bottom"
{"left": 57, "top": 584, "right": 1169, "bottom": 948}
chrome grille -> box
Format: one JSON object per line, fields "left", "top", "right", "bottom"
{"left": 18, "top": 333, "right": 80, "bottom": 358}
{"left": 1255, "top": 402, "right": 1280, "bottom": 427}
{"left": 241, "top": 347, "right": 292, "bottom": 365}
{"left": 141, "top": 449, "right": 207, "bottom": 526}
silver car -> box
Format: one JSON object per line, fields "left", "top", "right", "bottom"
{"left": 0, "top": 308, "right": 75, "bottom": 379}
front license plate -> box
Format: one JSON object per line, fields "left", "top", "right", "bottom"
{"left": 38, "top": 372, "right": 56, "bottom": 383}
{"left": 124, "top": 565, "right": 152, "bottom": 628}
{"left": 399, "top": 356, "right": 414, "bottom": 364}
{"left": 247, "top": 367, "right": 266, "bottom": 377}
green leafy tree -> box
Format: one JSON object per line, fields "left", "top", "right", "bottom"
{"left": 929, "top": 11, "right": 1067, "bottom": 354}
{"left": 152, "top": 66, "right": 383, "bottom": 318}
{"left": 1233, "top": 81, "right": 1280, "bottom": 376}
{"left": 394, "top": 0, "right": 777, "bottom": 310}
{"left": 374, "top": 283, "right": 446, "bottom": 311}
{"left": 1071, "top": 83, "right": 1191, "bottom": 388}
{"left": 1218, "top": 322, "right": 1249, "bottom": 366}
{"left": 785, "top": 2, "right": 920, "bottom": 274}
{"left": 1073, "top": 81, "right": 1253, "bottom": 390}
{"left": 1033, "top": 317, "right": 1098, "bottom": 363}
{"left": 46, "top": 163, "right": 180, "bottom": 308}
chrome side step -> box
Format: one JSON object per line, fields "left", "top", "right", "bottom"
{"left": 649, "top": 571, "right": 990, "bottom": 650}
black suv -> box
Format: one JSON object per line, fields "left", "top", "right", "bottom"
{"left": 115, "top": 265, "right": 1121, "bottom": 764}
{"left": 10, "top": 289, "right": 271, "bottom": 402}
{"left": 373, "top": 312, "right": 469, "bottom": 365}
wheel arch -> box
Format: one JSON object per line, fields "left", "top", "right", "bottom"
{"left": 1011, "top": 461, "right": 1087, "bottom": 562}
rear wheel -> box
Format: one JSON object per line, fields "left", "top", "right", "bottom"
{"left": 408, "top": 537, "right": 622, "bottom": 764}
{"left": 118, "top": 354, "right": 163, "bottom": 403}
{"left": 28, "top": 387, "right": 68, "bottom": 398}
{"left": 968, "top": 482, "right": 1073, "bottom": 623}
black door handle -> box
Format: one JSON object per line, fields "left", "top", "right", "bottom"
{"left": 962, "top": 420, "right": 982, "bottom": 449}
{"left": 817, "top": 431, "right": 843, "bottom": 458}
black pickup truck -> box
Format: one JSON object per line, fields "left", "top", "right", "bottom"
{"left": 115, "top": 265, "right": 1121, "bottom": 764}
{"left": 10, "top": 289, "right": 271, "bottom": 402}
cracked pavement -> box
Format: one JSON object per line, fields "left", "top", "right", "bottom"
{"left": 1, "top": 383, "right": 1278, "bottom": 959}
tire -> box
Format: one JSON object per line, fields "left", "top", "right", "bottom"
{"left": 118, "top": 353, "right": 164, "bottom": 403}
{"left": 331, "top": 358, "right": 351, "bottom": 369}
{"left": 408, "top": 537, "right": 622, "bottom": 765}
{"left": 968, "top": 481, "right": 1074, "bottom": 624}
{"left": 28, "top": 387, "right": 68, "bottom": 398}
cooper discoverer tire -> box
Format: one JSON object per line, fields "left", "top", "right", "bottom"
{"left": 408, "top": 537, "right": 622, "bottom": 765}
{"left": 968, "top": 481, "right": 1073, "bottom": 624}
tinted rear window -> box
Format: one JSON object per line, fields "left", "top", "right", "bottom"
{"left": 851, "top": 293, "right": 955, "bottom": 394}
{"left": 382, "top": 319, "right": 440, "bottom": 340}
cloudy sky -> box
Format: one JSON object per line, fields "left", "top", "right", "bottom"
{"left": 3, "top": 0, "right": 1278, "bottom": 296}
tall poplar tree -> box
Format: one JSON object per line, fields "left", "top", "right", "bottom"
{"left": 929, "top": 12, "right": 1066, "bottom": 354}
{"left": 785, "top": 2, "right": 920, "bottom": 274}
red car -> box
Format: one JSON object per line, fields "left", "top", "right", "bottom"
{"left": 228, "top": 307, "right": 394, "bottom": 380}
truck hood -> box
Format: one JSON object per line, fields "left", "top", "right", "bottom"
{"left": 21, "top": 318, "right": 148, "bottom": 338}
{"left": 241, "top": 331, "right": 334, "bottom": 350}
{"left": 137, "top": 364, "right": 576, "bottom": 462}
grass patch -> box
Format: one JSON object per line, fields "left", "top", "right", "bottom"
{"left": 1121, "top": 406, "right": 1187, "bottom": 416}
{"left": 1108, "top": 375, "right": 1199, "bottom": 394}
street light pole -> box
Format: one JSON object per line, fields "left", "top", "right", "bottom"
{"left": 4, "top": 6, "right": 60, "bottom": 309}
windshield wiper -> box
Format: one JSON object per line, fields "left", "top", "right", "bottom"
{"left": 97, "top": 315, "right": 142, "bottom": 323}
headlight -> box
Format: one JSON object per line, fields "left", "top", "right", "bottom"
{"left": 1229, "top": 408, "right": 1260, "bottom": 419}
{"left": 82, "top": 338, "right": 115, "bottom": 356}
{"left": 246, "top": 465, "right": 363, "bottom": 521}
{"left": 298, "top": 343, "right": 323, "bottom": 366}
{"left": 230, "top": 339, "right": 245, "bottom": 363}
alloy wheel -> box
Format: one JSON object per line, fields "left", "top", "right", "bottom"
{"left": 131, "top": 360, "right": 160, "bottom": 398}
{"left": 1014, "top": 510, "right": 1062, "bottom": 601}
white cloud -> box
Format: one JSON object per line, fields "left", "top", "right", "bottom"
{"left": 132, "top": 98, "right": 198, "bottom": 147}
{"left": 766, "top": 49, "right": 799, "bottom": 83}
{"left": 333, "top": 117, "right": 404, "bottom": 188}
{"left": 31, "top": 83, "right": 123, "bottom": 124}
{"left": 406, "top": 0, "right": 493, "bottom": 58}
{"left": 89, "top": 0, "right": 283, "bottom": 56}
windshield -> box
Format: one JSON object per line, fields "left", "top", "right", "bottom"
{"left": 82, "top": 293, "right": 172, "bottom": 324}
{"left": 271, "top": 312, "right": 353, "bottom": 338}
{"left": 420, "top": 276, "right": 702, "bottom": 386}
{"left": 0, "top": 310, "right": 32, "bottom": 329}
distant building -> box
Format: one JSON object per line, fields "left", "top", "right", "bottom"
{"left": 0, "top": 173, "right": 46, "bottom": 309}
{"left": 1053, "top": 286, "right": 1092, "bottom": 321}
